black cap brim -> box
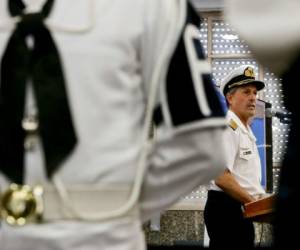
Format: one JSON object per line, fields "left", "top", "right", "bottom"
{"left": 247, "top": 80, "right": 265, "bottom": 91}
{"left": 224, "top": 80, "right": 265, "bottom": 95}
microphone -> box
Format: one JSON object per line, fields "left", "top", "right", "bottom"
{"left": 265, "top": 108, "right": 292, "bottom": 124}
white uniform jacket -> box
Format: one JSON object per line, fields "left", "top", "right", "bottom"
{"left": 0, "top": 0, "right": 227, "bottom": 249}
{"left": 210, "top": 110, "right": 265, "bottom": 196}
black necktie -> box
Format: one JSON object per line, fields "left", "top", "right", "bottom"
{"left": 0, "top": 0, "right": 77, "bottom": 184}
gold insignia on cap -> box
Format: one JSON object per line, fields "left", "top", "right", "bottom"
{"left": 229, "top": 119, "right": 238, "bottom": 131}
{"left": 244, "top": 67, "right": 255, "bottom": 78}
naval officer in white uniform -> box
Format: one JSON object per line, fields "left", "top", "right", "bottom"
{"left": 224, "top": 1, "right": 300, "bottom": 248}
{"left": 204, "top": 65, "right": 266, "bottom": 249}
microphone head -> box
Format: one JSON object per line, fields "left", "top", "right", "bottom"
{"left": 265, "top": 108, "right": 273, "bottom": 118}
{"left": 265, "top": 108, "right": 292, "bottom": 124}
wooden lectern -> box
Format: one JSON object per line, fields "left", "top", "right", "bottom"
{"left": 243, "top": 194, "right": 276, "bottom": 223}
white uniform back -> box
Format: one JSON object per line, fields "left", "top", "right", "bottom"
{"left": 0, "top": 1, "right": 227, "bottom": 249}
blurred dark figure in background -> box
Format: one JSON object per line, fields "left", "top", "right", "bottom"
{"left": 225, "top": 0, "right": 300, "bottom": 248}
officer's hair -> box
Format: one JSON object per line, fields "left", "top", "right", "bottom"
{"left": 225, "top": 87, "right": 238, "bottom": 107}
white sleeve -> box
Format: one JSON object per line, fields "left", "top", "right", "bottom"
{"left": 139, "top": 0, "right": 227, "bottom": 222}
{"left": 224, "top": 0, "right": 300, "bottom": 76}
{"left": 223, "top": 126, "right": 239, "bottom": 172}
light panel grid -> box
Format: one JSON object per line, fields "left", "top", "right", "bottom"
{"left": 182, "top": 185, "right": 208, "bottom": 201}
{"left": 212, "top": 20, "right": 251, "bottom": 55}
{"left": 263, "top": 69, "right": 290, "bottom": 165}
{"left": 199, "top": 17, "right": 208, "bottom": 57}
{"left": 272, "top": 167, "right": 281, "bottom": 193}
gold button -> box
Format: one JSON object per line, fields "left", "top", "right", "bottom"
{"left": 1, "top": 184, "right": 43, "bottom": 226}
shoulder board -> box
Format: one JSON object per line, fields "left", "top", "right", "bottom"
{"left": 229, "top": 119, "right": 238, "bottom": 131}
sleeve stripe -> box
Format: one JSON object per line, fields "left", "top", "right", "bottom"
{"left": 163, "top": 2, "right": 224, "bottom": 129}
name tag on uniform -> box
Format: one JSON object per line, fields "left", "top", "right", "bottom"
{"left": 240, "top": 149, "right": 253, "bottom": 160}
{"left": 243, "top": 150, "right": 252, "bottom": 155}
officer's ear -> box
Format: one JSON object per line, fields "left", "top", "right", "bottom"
{"left": 226, "top": 88, "right": 237, "bottom": 107}
{"left": 225, "top": 93, "right": 232, "bottom": 107}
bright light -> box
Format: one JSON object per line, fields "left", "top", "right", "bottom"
{"left": 222, "top": 34, "right": 238, "bottom": 40}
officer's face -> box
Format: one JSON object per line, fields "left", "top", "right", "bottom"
{"left": 227, "top": 84, "right": 258, "bottom": 123}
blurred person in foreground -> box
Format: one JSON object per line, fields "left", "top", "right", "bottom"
{"left": 0, "top": 0, "right": 227, "bottom": 249}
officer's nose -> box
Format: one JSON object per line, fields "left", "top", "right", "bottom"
{"left": 250, "top": 92, "right": 257, "bottom": 101}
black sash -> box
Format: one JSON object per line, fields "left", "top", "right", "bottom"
{"left": 0, "top": 0, "right": 77, "bottom": 184}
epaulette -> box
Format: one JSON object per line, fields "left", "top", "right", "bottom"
{"left": 229, "top": 119, "right": 238, "bottom": 131}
